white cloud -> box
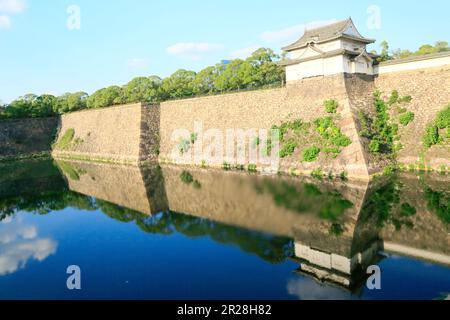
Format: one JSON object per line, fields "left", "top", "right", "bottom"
{"left": 0, "top": 219, "right": 57, "bottom": 276}
{"left": 167, "top": 42, "right": 224, "bottom": 60}
{"left": 0, "top": 15, "right": 10, "bottom": 29}
{"left": 0, "top": 0, "right": 27, "bottom": 13}
{"left": 127, "top": 58, "right": 150, "bottom": 69}
{"left": 228, "top": 45, "right": 260, "bottom": 60}
{"left": 260, "top": 19, "right": 337, "bottom": 44}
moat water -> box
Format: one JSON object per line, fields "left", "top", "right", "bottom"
{"left": 0, "top": 159, "right": 449, "bottom": 300}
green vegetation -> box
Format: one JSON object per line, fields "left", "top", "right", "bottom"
{"left": 178, "top": 132, "right": 199, "bottom": 155}
{"left": 53, "top": 128, "right": 75, "bottom": 150}
{"left": 271, "top": 111, "right": 351, "bottom": 164}
{"left": 180, "top": 170, "right": 202, "bottom": 189}
{"left": 302, "top": 146, "right": 321, "bottom": 162}
{"left": 375, "top": 40, "right": 450, "bottom": 62}
{"left": 255, "top": 179, "right": 353, "bottom": 224}
{"left": 360, "top": 179, "right": 417, "bottom": 230}
{"left": 247, "top": 164, "right": 257, "bottom": 172}
{"left": 339, "top": 171, "right": 348, "bottom": 181}
{"left": 180, "top": 171, "right": 194, "bottom": 184}
{"left": 422, "top": 105, "right": 450, "bottom": 148}
{"left": 423, "top": 187, "right": 449, "bottom": 224}
{"left": 58, "top": 161, "right": 86, "bottom": 181}
{"left": 329, "top": 223, "right": 344, "bottom": 236}
{"left": 399, "top": 112, "right": 415, "bottom": 126}
{"left": 359, "top": 90, "right": 414, "bottom": 157}
{"left": 314, "top": 117, "right": 352, "bottom": 147}
{"left": 279, "top": 138, "right": 298, "bottom": 158}
{"left": 311, "top": 168, "right": 324, "bottom": 180}
{"left": 1, "top": 48, "right": 284, "bottom": 120}
{"left": 222, "top": 162, "right": 232, "bottom": 170}
{"left": 324, "top": 99, "right": 338, "bottom": 114}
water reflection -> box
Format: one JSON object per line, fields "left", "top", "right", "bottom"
{"left": 0, "top": 217, "right": 57, "bottom": 276}
{"left": 0, "top": 159, "right": 448, "bottom": 299}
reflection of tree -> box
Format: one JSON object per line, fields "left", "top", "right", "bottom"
{"left": 97, "top": 202, "right": 292, "bottom": 264}
{"left": 360, "top": 179, "right": 416, "bottom": 230}
{"left": 423, "top": 187, "right": 449, "bottom": 224}
{"left": 0, "top": 189, "right": 96, "bottom": 221}
{"left": 255, "top": 180, "right": 353, "bottom": 222}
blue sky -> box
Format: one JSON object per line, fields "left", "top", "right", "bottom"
{"left": 0, "top": 0, "right": 449, "bottom": 103}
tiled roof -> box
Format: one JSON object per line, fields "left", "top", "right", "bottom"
{"left": 282, "top": 18, "right": 375, "bottom": 52}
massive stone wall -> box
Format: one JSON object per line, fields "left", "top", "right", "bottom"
{"left": 52, "top": 103, "right": 146, "bottom": 164}
{"left": 159, "top": 74, "right": 370, "bottom": 179}
{"left": 0, "top": 117, "right": 58, "bottom": 161}
{"left": 374, "top": 65, "right": 450, "bottom": 168}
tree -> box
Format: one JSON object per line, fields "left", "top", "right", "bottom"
{"left": 246, "top": 48, "right": 278, "bottom": 66}
{"left": 392, "top": 49, "right": 413, "bottom": 60}
{"left": 122, "top": 76, "right": 162, "bottom": 104}
{"left": 416, "top": 44, "right": 436, "bottom": 56}
{"left": 193, "top": 66, "right": 219, "bottom": 95}
{"left": 214, "top": 59, "right": 257, "bottom": 91}
{"left": 5, "top": 94, "right": 57, "bottom": 118}
{"left": 246, "top": 48, "right": 284, "bottom": 87}
{"left": 378, "top": 41, "right": 391, "bottom": 62}
{"left": 55, "top": 92, "right": 89, "bottom": 114}
{"left": 87, "top": 86, "right": 124, "bottom": 108}
{"left": 434, "top": 41, "right": 450, "bottom": 52}
{"left": 161, "top": 69, "right": 196, "bottom": 99}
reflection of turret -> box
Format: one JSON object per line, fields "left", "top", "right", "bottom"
{"left": 291, "top": 227, "right": 383, "bottom": 292}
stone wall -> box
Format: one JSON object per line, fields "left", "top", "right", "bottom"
{"left": 0, "top": 117, "right": 58, "bottom": 161}
{"left": 52, "top": 103, "right": 148, "bottom": 164}
{"left": 159, "top": 74, "right": 370, "bottom": 179}
{"left": 374, "top": 65, "right": 450, "bottom": 168}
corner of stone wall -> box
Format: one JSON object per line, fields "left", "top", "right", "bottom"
{"left": 343, "top": 73, "right": 388, "bottom": 177}
{"left": 139, "top": 103, "right": 161, "bottom": 163}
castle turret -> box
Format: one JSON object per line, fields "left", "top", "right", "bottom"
{"left": 280, "top": 18, "right": 377, "bottom": 82}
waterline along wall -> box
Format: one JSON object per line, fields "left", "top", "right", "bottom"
{"left": 51, "top": 103, "right": 160, "bottom": 164}
{"left": 1, "top": 54, "right": 449, "bottom": 179}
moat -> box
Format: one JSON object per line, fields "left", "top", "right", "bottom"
{"left": 0, "top": 159, "right": 449, "bottom": 300}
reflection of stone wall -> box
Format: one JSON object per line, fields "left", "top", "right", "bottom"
{"left": 380, "top": 173, "right": 450, "bottom": 257}
{"left": 0, "top": 118, "right": 58, "bottom": 161}
{"left": 161, "top": 164, "right": 366, "bottom": 238}
{"left": 58, "top": 161, "right": 156, "bottom": 215}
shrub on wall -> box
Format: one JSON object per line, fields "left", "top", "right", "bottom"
{"left": 399, "top": 112, "right": 415, "bottom": 126}
{"left": 324, "top": 100, "right": 338, "bottom": 114}
{"left": 422, "top": 104, "right": 450, "bottom": 148}
{"left": 302, "top": 146, "right": 321, "bottom": 162}
{"left": 359, "top": 90, "right": 414, "bottom": 157}
{"left": 54, "top": 128, "right": 75, "bottom": 150}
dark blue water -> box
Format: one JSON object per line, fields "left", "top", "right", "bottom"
{"left": 0, "top": 160, "right": 449, "bottom": 300}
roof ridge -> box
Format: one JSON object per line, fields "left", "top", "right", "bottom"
{"left": 304, "top": 18, "right": 350, "bottom": 34}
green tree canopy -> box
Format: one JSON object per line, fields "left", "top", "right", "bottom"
{"left": 161, "top": 69, "right": 196, "bottom": 99}
{"left": 54, "top": 92, "right": 89, "bottom": 114}
{"left": 193, "top": 66, "right": 220, "bottom": 95}
{"left": 87, "top": 85, "right": 124, "bottom": 108}
{"left": 122, "top": 76, "right": 162, "bottom": 104}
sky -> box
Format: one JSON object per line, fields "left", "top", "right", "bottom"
{"left": 0, "top": 0, "right": 449, "bottom": 103}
